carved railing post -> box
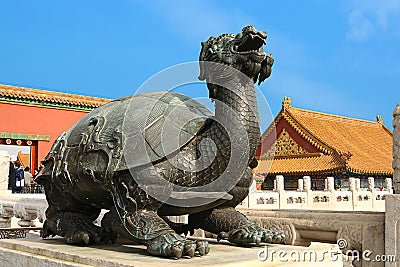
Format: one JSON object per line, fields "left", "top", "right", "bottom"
{"left": 297, "top": 178, "right": 304, "bottom": 192}
{"left": 355, "top": 178, "right": 361, "bottom": 191}
{"left": 0, "top": 196, "right": 47, "bottom": 228}
{"left": 326, "top": 177, "right": 335, "bottom": 210}
{"left": 303, "top": 176, "right": 311, "bottom": 191}
{"left": 327, "top": 177, "right": 335, "bottom": 192}
{"left": 349, "top": 177, "right": 356, "bottom": 210}
{"left": 0, "top": 204, "right": 14, "bottom": 228}
{"left": 303, "top": 176, "right": 312, "bottom": 208}
{"left": 367, "top": 177, "right": 375, "bottom": 192}
{"left": 275, "top": 175, "right": 284, "bottom": 192}
{"left": 247, "top": 180, "right": 256, "bottom": 208}
{"left": 368, "top": 177, "right": 375, "bottom": 210}
{"left": 349, "top": 177, "right": 356, "bottom": 191}
{"left": 386, "top": 178, "right": 393, "bottom": 194}
{"left": 14, "top": 202, "right": 38, "bottom": 227}
{"left": 275, "top": 175, "right": 285, "bottom": 209}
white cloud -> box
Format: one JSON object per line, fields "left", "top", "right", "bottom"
{"left": 141, "top": 1, "right": 253, "bottom": 43}
{"left": 345, "top": 0, "right": 400, "bottom": 41}
{"left": 346, "top": 10, "right": 375, "bottom": 41}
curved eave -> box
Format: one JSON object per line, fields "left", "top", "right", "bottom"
{"left": 346, "top": 166, "right": 394, "bottom": 176}
{"left": 0, "top": 132, "right": 50, "bottom": 141}
{"left": 0, "top": 84, "right": 111, "bottom": 111}
{"left": 381, "top": 123, "right": 393, "bottom": 137}
{"left": 0, "top": 97, "right": 105, "bottom": 112}
{"left": 261, "top": 167, "right": 345, "bottom": 176}
{"left": 259, "top": 167, "right": 393, "bottom": 177}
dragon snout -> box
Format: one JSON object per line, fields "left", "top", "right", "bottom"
{"left": 234, "top": 26, "right": 267, "bottom": 54}
{"left": 241, "top": 25, "right": 267, "bottom": 39}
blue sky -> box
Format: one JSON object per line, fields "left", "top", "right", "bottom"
{"left": 1, "top": 0, "right": 399, "bottom": 131}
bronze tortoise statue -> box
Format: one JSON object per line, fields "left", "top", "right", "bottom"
{"left": 36, "top": 25, "right": 285, "bottom": 259}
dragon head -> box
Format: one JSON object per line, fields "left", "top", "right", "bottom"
{"left": 198, "top": 25, "right": 274, "bottom": 87}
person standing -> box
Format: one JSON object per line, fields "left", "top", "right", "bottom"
{"left": 14, "top": 161, "right": 24, "bottom": 193}
{"left": 7, "top": 161, "right": 16, "bottom": 193}
{"left": 24, "top": 166, "right": 33, "bottom": 192}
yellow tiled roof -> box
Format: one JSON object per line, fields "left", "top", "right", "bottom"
{"left": 17, "top": 151, "right": 30, "bottom": 169}
{"left": 257, "top": 98, "right": 393, "bottom": 176}
{"left": 0, "top": 84, "right": 110, "bottom": 110}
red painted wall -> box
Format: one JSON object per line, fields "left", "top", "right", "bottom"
{"left": 0, "top": 102, "right": 88, "bottom": 163}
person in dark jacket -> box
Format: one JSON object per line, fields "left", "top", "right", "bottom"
{"left": 14, "top": 161, "right": 24, "bottom": 193}
{"left": 8, "top": 161, "right": 16, "bottom": 193}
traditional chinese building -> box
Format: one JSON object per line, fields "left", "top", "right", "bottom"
{"left": 0, "top": 84, "right": 110, "bottom": 172}
{"left": 255, "top": 97, "right": 393, "bottom": 190}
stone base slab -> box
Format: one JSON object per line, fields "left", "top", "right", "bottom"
{"left": 0, "top": 233, "right": 342, "bottom": 267}
{"left": 239, "top": 208, "right": 385, "bottom": 267}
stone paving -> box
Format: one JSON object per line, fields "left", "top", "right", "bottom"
{"left": 0, "top": 233, "right": 342, "bottom": 267}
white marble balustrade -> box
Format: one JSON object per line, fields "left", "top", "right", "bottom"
{"left": 0, "top": 194, "right": 46, "bottom": 228}
{"left": 239, "top": 176, "right": 393, "bottom": 211}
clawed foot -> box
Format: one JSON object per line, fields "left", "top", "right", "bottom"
{"left": 64, "top": 228, "right": 102, "bottom": 245}
{"left": 218, "top": 224, "right": 285, "bottom": 245}
{"left": 101, "top": 208, "right": 209, "bottom": 258}
{"left": 41, "top": 212, "right": 102, "bottom": 245}
{"left": 147, "top": 232, "right": 210, "bottom": 258}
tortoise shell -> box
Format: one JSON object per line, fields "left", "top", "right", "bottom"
{"left": 63, "top": 91, "right": 212, "bottom": 172}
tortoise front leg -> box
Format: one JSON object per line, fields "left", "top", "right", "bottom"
{"left": 41, "top": 205, "right": 102, "bottom": 245}
{"left": 101, "top": 207, "right": 209, "bottom": 258}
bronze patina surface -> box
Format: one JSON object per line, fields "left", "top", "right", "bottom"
{"left": 36, "top": 26, "right": 285, "bottom": 259}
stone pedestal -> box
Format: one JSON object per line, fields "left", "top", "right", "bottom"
{"left": 386, "top": 103, "right": 400, "bottom": 266}
{"left": 0, "top": 233, "right": 342, "bottom": 266}
{"left": 240, "top": 208, "right": 385, "bottom": 267}
{"left": 0, "top": 215, "right": 12, "bottom": 228}
{"left": 393, "top": 103, "right": 400, "bottom": 193}
{"left": 385, "top": 194, "right": 400, "bottom": 266}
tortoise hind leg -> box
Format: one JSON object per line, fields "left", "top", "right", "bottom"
{"left": 189, "top": 207, "right": 285, "bottom": 245}
{"left": 42, "top": 205, "right": 102, "bottom": 245}
{"left": 189, "top": 168, "right": 285, "bottom": 245}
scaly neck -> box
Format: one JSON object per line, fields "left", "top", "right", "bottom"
{"left": 210, "top": 77, "right": 260, "bottom": 161}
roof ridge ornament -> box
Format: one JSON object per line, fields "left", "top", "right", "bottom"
{"left": 282, "top": 96, "right": 292, "bottom": 110}
{"left": 376, "top": 115, "right": 383, "bottom": 124}
{"left": 337, "top": 150, "right": 353, "bottom": 161}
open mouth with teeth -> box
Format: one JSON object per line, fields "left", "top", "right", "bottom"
{"left": 231, "top": 32, "right": 266, "bottom": 55}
